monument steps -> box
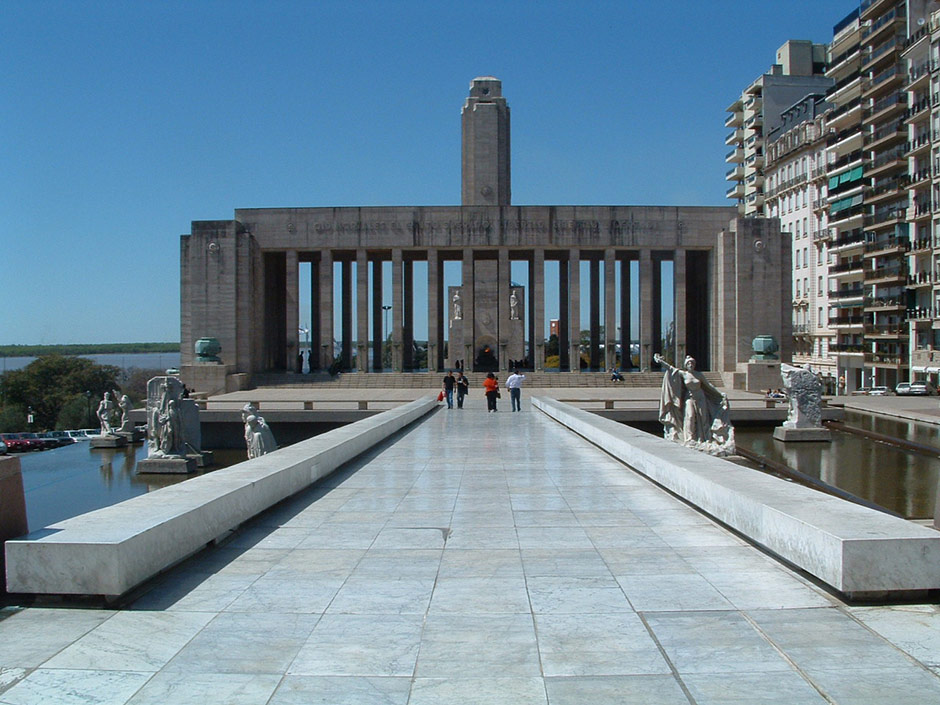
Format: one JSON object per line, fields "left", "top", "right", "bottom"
{"left": 251, "top": 371, "right": 724, "bottom": 389}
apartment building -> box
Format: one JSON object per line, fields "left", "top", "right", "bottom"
{"left": 726, "top": 41, "right": 831, "bottom": 217}
{"left": 826, "top": 9, "right": 868, "bottom": 393}
{"left": 764, "top": 95, "right": 837, "bottom": 390}
{"left": 903, "top": 6, "right": 940, "bottom": 381}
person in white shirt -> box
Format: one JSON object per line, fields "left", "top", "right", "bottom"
{"left": 506, "top": 370, "right": 526, "bottom": 412}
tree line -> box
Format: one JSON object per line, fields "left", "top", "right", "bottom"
{"left": 0, "top": 342, "right": 179, "bottom": 357}
{"left": 0, "top": 355, "right": 164, "bottom": 432}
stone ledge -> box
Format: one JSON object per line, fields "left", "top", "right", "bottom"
{"left": 532, "top": 396, "right": 940, "bottom": 599}
{"left": 4, "top": 396, "right": 438, "bottom": 598}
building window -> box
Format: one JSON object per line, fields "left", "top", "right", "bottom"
{"left": 818, "top": 276, "right": 823, "bottom": 295}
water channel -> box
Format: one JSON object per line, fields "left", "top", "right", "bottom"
{"left": 13, "top": 408, "right": 939, "bottom": 535}
{"left": 734, "top": 409, "right": 938, "bottom": 520}
{"left": 17, "top": 441, "right": 243, "bottom": 532}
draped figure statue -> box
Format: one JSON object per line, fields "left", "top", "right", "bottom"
{"left": 654, "top": 353, "right": 735, "bottom": 456}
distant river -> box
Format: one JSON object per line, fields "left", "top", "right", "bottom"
{"left": 0, "top": 352, "right": 181, "bottom": 374}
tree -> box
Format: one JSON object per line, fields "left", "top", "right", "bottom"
{"left": 545, "top": 334, "right": 559, "bottom": 357}
{"left": 0, "top": 355, "right": 120, "bottom": 430}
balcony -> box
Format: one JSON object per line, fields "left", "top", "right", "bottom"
{"left": 911, "top": 348, "right": 940, "bottom": 367}
{"left": 866, "top": 352, "right": 904, "bottom": 366}
{"left": 830, "top": 286, "right": 866, "bottom": 300}
{"left": 907, "top": 270, "right": 935, "bottom": 287}
{"left": 907, "top": 306, "right": 933, "bottom": 320}
{"left": 904, "top": 131, "right": 933, "bottom": 157}
{"left": 904, "top": 97, "right": 932, "bottom": 123}
{"left": 864, "top": 91, "right": 906, "bottom": 123}
{"left": 831, "top": 343, "right": 866, "bottom": 354}
{"left": 909, "top": 198, "right": 933, "bottom": 221}
{"left": 908, "top": 237, "right": 934, "bottom": 253}
{"left": 830, "top": 315, "right": 866, "bottom": 327}
{"left": 865, "top": 121, "right": 905, "bottom": 150}
{"left": 863, "top": 65, "right": 903, "bottom": 98}
{"left": 725, "top": 110, "right": 743, "bottom": 128}
{"left": 831, "top": 232, "right": 866, "bottom": 251}
{"left": 726, "top": 183, "right": 745, "bottom": 199}
{"left": 865, "top": 265, "right": 906, "bottom": 284}
{"left": 726, "top": 147, "right": 744, "bottom": 163}
{"left": 865, "top": 295, "right": 907, "bottom": 310}
{"left": 725, "top": 128, "right": 744, "bottom": 146}
{"left": 906, "top": 59, "right": 935, "bottom": 91}
{"left": 830, "top": 259, "right": 865, "bottom": 274}
{"left": 725, "top": 164, "right": 744, "bottom": 181}
{"left": 864, "top": 205, "right": 908, "bottom": 229}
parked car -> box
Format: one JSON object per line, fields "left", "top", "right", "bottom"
{"left": 38, "top": 431, "right": 75, "bottom": 448}
{"left": 909, "top": 381, "right": 937, "bottom": 396}
{"left": 869, "top": 386, "right": 889, "bottom": 396}
{"left": 67, "top": 430, "right": 90, "bottom": 441}
{"left": 0, "top": 438, "right": 7, "bottom": 455}
{"left": 851, "top": 387, "right": 872, "bottom": 396}
{"left": 21, "top": 432, "right": 58, "bottom": 450}
{"left": 0, "top": 433, "right": 42, "bottom": 452}
{"left": 895, "top": 382, "right": 912, "bottom": 396}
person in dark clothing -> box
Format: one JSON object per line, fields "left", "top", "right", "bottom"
{"left": 442, "top": 371, "right": 456, "bottom": 409}
{"left": 456, "top": 372, "right": 469, "bottom": 408}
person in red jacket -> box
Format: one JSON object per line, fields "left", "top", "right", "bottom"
{"left": 483, "top": 372, "right": 499, "bottom": 412}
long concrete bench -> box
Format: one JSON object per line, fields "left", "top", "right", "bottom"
{"left": 533, "top": 396, "right": 940, "bottom": 599}
{"left": 5, "top": 396, "right": 438, "bottom": 599}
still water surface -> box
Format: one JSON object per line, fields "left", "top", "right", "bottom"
{"left": 1, "top": 352, "right": 181, "bottom": 374}
{"left": 735, "top": 410, "right": 939, "bottom": 520}
{"left": 18, "top": 441, "right": 242, "bottom": 532}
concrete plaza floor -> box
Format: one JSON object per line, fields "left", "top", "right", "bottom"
{"left": 2, "top": 396, "right": 940, "bottom": 704}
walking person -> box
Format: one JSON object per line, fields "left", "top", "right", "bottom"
{"left": 483, "top": 372, "right": 499, "bottom": 412}
{"left": 506, "top": 368, "right": 526, "bottom": 412}
{"left": 442, "top": 370, "right": 456, "bottom": 409}
{"left": 456, "top": 371, "right": 469, "bottom": 409}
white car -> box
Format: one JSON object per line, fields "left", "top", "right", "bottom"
{"left": 869, "top": 386, "right": 889, "bottom": 396}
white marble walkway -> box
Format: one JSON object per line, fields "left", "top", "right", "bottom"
{"left": 2, "top": 399, "right": 940, "bottom": 704}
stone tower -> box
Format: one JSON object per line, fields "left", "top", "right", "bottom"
{"left": 461, "top": 76, "right": 510, "bottom": 206}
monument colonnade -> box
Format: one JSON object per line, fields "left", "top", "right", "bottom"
{"left": 180, "top": 206, "right": 786, "bottom": 393}
{"left": 275, "top": 244, "right": 686, "bottom": 374}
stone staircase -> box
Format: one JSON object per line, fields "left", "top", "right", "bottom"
{"left": 252, "top": 370, "right": 725, "bottom": 389}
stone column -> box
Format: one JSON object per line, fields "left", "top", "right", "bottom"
{"left": 589, "top": 258, "right": 600, "bottom": 370}
{"left": 392, "top": 248, "right": 403, "bottom": 372}
{"left": 498, "top": 248, "right": 510, "bottom": 370}
{"left": 533, "top": 248, "right": 545, "bottom": 371}
{"left": 462, "top": 250, "right": 474, "bottom": 370}
{"left": 341, "top": 259, "right": 352, "bottom": 370}
{"left": 569, "top": 248, "right": 581, "bottom": 373}
{"left": 372, "top": 258, "right": 384, "bottom": 371}
{"left": 604, "top": 248, "right": 616, "bottom": 371}
{"left": 356, "top": 249, "right": 368, "bottom": 372}
{"left": 427, "top": 250, "right": 440, "bottom": 373}
{"left": 319, "top": 250, "right": 334, "bottom": 367}
{"left": 403, "top": 260, "right": 414, "bottom": 370}
{"left": 640, "top": 249, "right": 653, "bottom": 371}
{"left": 286, "top": 250, "right": 299, "bottom": 372}
{"left": 674, "top": 249, "right": 687, "bottom": 364}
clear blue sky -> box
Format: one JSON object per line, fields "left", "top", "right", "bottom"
{"left": 2, "top": 0, "right": 856, "bottom": 345}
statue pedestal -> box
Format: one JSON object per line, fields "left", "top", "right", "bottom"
{"left": 90, "top": 434, "right": 128, "bottom": 449}
{"left": 115, "top": 428, "right": 145, "bottom": 444}
{"left": 136, "top": 456, "right": 197, "bottom": 474}
{"left": 773, "top": 427, "right": 832, "bottom": 442}
{"left": 188, "top": 451, "right": 214, "bottom": 468}
{"left": 745, "top": 360, "right": 782, "bottom": 394}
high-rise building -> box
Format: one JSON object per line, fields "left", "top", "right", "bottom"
{"left": 901, "top": 7, "right": 940, "bottom": 381}
{"left": 765, "top": 94, "right": 837, "bottom": 389}
{"left": 726, "top": 41, "right": 831, "bottom": 217}
{"left": 826, "top": 9, "right": 868, "bottom": 392}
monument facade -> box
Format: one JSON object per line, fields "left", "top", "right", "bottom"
{"left": 180, "top": 78, "right": 791, "bottom": 393}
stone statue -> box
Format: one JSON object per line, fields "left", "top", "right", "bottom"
{"left": 780, "top": 363, "right": 823, "bottom": 429}
{"left": 452, "top": 291, "right": 462, "bottom": 320}
{"left": 96, "top": 392, "right": 115, "bottom": 435}
{"left": 245, "top": 414, "right": 277, "bottom": 459}
{"left": 116, "top": 392, "right": 133, "bottom": 433}
{"left": 147, "top": 378, "right": 186, "bottom": 458}
{"left": 510, "top": 290, "right": 519, "bottom": 320}
{"left": 654, "top": 353, "right": 735, "bottom": 456}
{"left": 772, "top": 363, "right": 830, "bottom": 442}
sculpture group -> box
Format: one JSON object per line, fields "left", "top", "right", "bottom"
{"left": 241, "top": 403, "right": 277, "bottom": 459}
{"left": 654, "top": 353, "right": 735, "bottom": 456}
{"left": 95, "top": 390, "right": 133, "bottom": 436}
{"left": 773, "top": 363, "right": 830, "bottom": 441}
